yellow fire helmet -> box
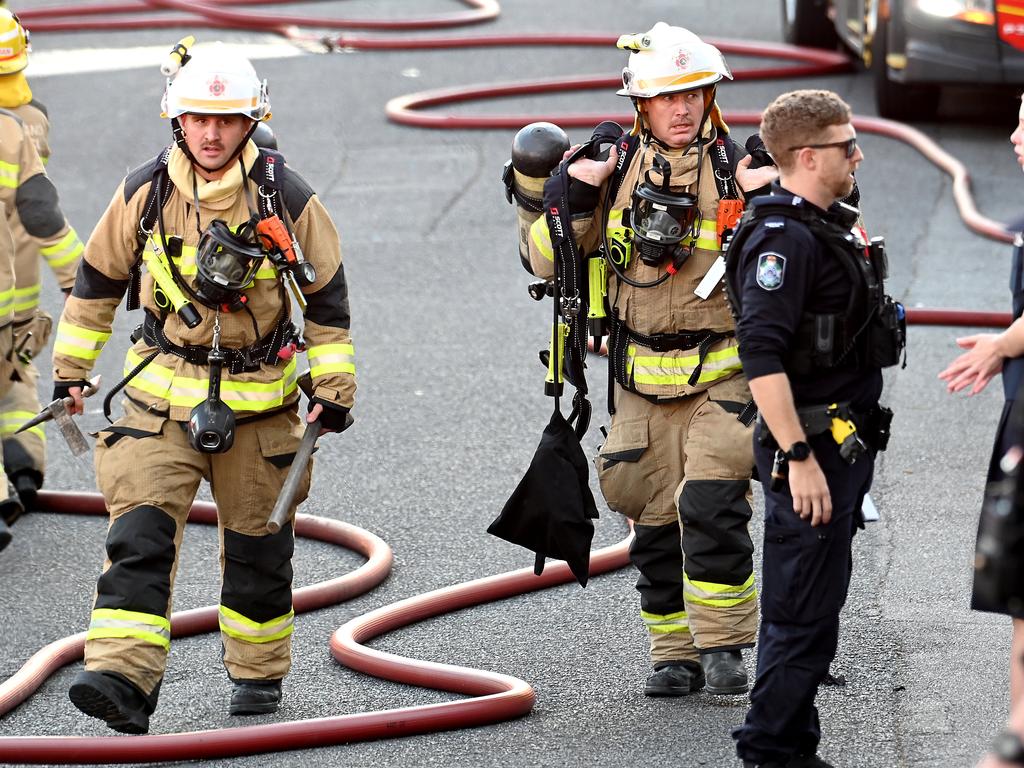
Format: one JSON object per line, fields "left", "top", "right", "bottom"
{"left": 616, "top": 22, "right": 732, "bottom": 100}
{"left": 161, "top": 42, "right": 270, "bottom": 122}
{"left": 0, "top": 9, "right": 30, "bottom": 76}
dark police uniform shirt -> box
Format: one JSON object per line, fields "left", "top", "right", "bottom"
{"left": 1004, "top": 222, "right": 1024, "bottom": 401}
{"left": 732, "top": 184, "right": 883, "bottom": 411}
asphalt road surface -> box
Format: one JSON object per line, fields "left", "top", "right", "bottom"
{"left": 0, "top": 1, "right": 1020, "bottom": 766}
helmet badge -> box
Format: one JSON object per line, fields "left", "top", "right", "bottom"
{"left": 208, "top": 76, "right": 227, "bottom": 97}
{"left": 674, "top": 49, "right": 690, "bottom": 70}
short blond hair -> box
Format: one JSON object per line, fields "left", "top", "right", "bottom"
{"left": 760, "top": 89, "right": 852, "bottom": 170}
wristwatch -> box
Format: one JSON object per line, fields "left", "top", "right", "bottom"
{"left": 783, "top": 441, "right": 812, "bottom": 462}
{"left": 993, "top": 729, "right": 1024, "bottom": 764}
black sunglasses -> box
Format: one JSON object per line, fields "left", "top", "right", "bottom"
{"left": 787, "top": 137, "right": 858, "bottom": 159}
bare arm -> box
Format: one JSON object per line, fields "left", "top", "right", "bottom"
{"left": 749, "top": 372, "right": 832, "bottom": 526}
{"left": 939, "top": 316, "right": 1024, "bottom": 395}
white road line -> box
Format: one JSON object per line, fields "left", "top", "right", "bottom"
{"left": 25, "top": 39, "right": 309, "bottom": 78}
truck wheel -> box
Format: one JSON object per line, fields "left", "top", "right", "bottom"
{"left": 871, "top": 11, "right": 939, "bottom": 120}
{"left": 781, "top": 0, "right": 839, "bottom": 48}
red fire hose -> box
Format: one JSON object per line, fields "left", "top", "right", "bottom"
{"left": 0, "top": 1, "right": 1016, "bottom": 762}
{"left": 0, "top": 492, "right": 630, "bottom": 763}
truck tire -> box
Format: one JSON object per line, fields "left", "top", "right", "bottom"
{"left": 871, "top": 11, "right": 939, "bottom": 120}
{"left": 781, "top": 0, "right": 839, "bottom": 48}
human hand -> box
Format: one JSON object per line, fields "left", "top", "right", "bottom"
{"left": 565, "top": 143, "right": 618, "bottom": 187}
{"left": 937, "top": 333, "right": 1004, "bottom": 395}
{"left": 975, "top": 753, "right": 1016, "bottom": 768}
{"left": 788, "top": 456, "right": 832, "bottom": 526}
{"left": 735, "top": 153, "right": 779, "bottom": 193}
{"left": 306, "top": 399, "right": 352, "bottom": 435}
{"left": 52, "top": 381, "right": 85, "bottom": 415}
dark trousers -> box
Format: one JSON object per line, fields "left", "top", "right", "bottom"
{"left": 733, "top": 429, "right": 874, "bottom": 764}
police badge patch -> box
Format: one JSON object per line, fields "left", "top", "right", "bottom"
{"left": 755, "top": 252, "right": 786, "bottom": 290}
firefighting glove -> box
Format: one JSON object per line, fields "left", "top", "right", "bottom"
{"left": 308, "top": 397, "right": 352, "bottom": 433}
{"left": 744, "top": 133, "right": 775, "bottom": 170}
{"left": 52, "top": 380, "right": 89, "bottom": 402}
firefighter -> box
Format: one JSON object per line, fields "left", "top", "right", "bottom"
{"left": 0, "top": 212, "right": 21, "bottom": 552}
{"left": 726, "top": 89, "right": 901, "bottom": 768}
{"left": 0, "top": 8, "right": 86, "bottom": 518}
{"left": 510, "top": 23, "right": 777, "bottom": 696}
{"left": 55, "top": 43, "right": 356, "bottom": 733}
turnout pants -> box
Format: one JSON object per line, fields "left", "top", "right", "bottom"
{"left": 597, "top": 376, "right": 757, "bottom": 664}
{"left": 0, "top": 359, "right": 44, "bottom": 485}
{"left": 733, "top": 427, "right": 873, "bottom": 765}
{"left": 83, "top": 402, "right": 312, "bottom": 700}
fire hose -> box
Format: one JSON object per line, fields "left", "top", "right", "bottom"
{"left": 0, "top": 0, "right": 1015, "bottom": 762}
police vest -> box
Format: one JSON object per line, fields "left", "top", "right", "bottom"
{"left": 726, "top": 193, "right": 906, "bottom": 376}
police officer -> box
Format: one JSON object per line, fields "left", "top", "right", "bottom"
{"left": 511, "top": 23, "right": 777, "bottom": 697}
{"left": 0, "top": 8, "right": 86, "bottom": 519}
{"left": 54, "top": 43, "right": 356, "bottom": 733}
{"left": 727, "top": 89, "right": 902, "bottom": 768}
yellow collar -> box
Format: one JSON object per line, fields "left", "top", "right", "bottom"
{"left": 168, "top": 140, "right": 259, "bottom": 208}
{"left": 0, "top": 72, "right": 32, "bottom": 108}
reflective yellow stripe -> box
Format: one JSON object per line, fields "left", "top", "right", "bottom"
{"left": 54, "top": 320, "right": 110, "bottom": 361}
{"left": 0, "top": 286, "right": 13, "bottom": 319}
{"left": 13, "top": 284, "right": 40, "bottom": 313}
{"left": 0, "top": 159, "right": 18, "bottom": 189}
{"left": 218, "top": 604, "right": 294, "bottom": 644}
{"left": 682, "top": 222, "right": 721, "bottom": 253}
{"left": 124, "top": 347, "right": 173, "bottom": 399}
{"left": 626, "top": 343, "right": 742, "bottom": 386}
{"left": 40, "top": 228, "right": 85, "bottom": 268}
{"left": 640, "top": 609, "right": 691, "bottom": 634}
{"left": 529, "top": 215, "right": 554, "bottom": 262}
{"left": 87, "top": 608, "right": 171, "bottom": 650}
{"left": 126, "top": 349, "right": 299, "bottom": 413}
{"left": 307, "top": 342, "right": 355, "bottom": 378}
{"left": 146, "top": 237, "right": 275, "bottom": 280}
{"left": 0, "top": 410, "right": 45, "bottom": 440}
{"left": 683, "top": 573, "right": 757, "bottom": 608}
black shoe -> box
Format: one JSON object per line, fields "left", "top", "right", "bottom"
{"left": 0, "top": 517, "right": 10, "bottom": 552}
{"left": 787, "top": 755, "right": 834, "bottom": 768}
{"left": 229, "top": 679, "right": 282, "bottom": 715}
{"left": 68, "top": 670, "right": 151, "bottom": 734}
{"left": 743, "top": 762, "right": 785, "bottom": 768}
{"left": 643, "top": 660, "right": 705, "bottom": 697}
{"left": 0, "top": 483, "right": 23, "bottom": 526}
{"left": 701, "top": 649, "right": 749, "bottom": 695}
{"left": 12, "top": 472, "right": 39, "bottom": 512}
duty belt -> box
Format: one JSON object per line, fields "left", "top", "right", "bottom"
{"left": 758, "top": 400, "right": 893, "bottom": 461}
{"left": 139, "top": 310, "right": 295, "bottom": 375}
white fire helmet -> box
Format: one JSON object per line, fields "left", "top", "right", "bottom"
{"left": 161, "top": 43, "right": 270, "bottom": 122}
{"left": 616, "top": 22, "right": 732, "bottom": 100}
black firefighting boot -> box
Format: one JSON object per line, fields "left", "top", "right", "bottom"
{"left": 643, "top": 660, "right": 705, "bottom": 697}
{"left": 68, "top": 669, "right": 154, "bottom": 734}
{"left": 701, "top": 649, "right": 749, "bottom": 695}
{"left": 0, "top": 479, "right": 23, "bottom": 526}
{"left": 0, "top": 516, "right": 10, "bottom": 552}
{"left": 229, "top": 678, "right": 282, "bottom": 715}
{"left": 11, "top": 470, "right": 40, "bottom": 513}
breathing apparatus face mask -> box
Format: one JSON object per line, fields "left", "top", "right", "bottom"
{"left": 194, "top": 217, "right": 266, "bottom": 309}
{"left": 631, "top": 154, "right": 699, "bottom": 266}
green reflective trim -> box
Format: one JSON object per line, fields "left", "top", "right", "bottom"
{"left": 87, "top": 607, "right": 171, "bottom": 650}
{"left": 12, "top": 284, "right": 40, "bottom": 313}
{"left": 218, "top": 604, "right": 294, "bottom": 644}
{"left": 640, "top": 609, "right": 690, "bottom": 634}
{"left": 626, "top": 343, "right": 742, "bottom": 385}
{"left": 41, "top": 229, "right": 85, "bottom": 268}
{"left": 0, "top": 410, "right": 45, "bottom": 440}
{"left": 529, "top": 215, "right": 554, "bottom": 262}
{"left": 683, "top": 573, "right": 757, "bottom": 608}
{"left": 308, "top": 342, "right": 356, "bottom": 379}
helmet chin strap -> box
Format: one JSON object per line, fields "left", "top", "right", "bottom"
{"left": 171, "top": 116, "right": 260, "bottom": 175}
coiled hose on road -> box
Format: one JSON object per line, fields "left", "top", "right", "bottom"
{"left": 0, "top": 1, "right": 1013, "bottom": 762}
